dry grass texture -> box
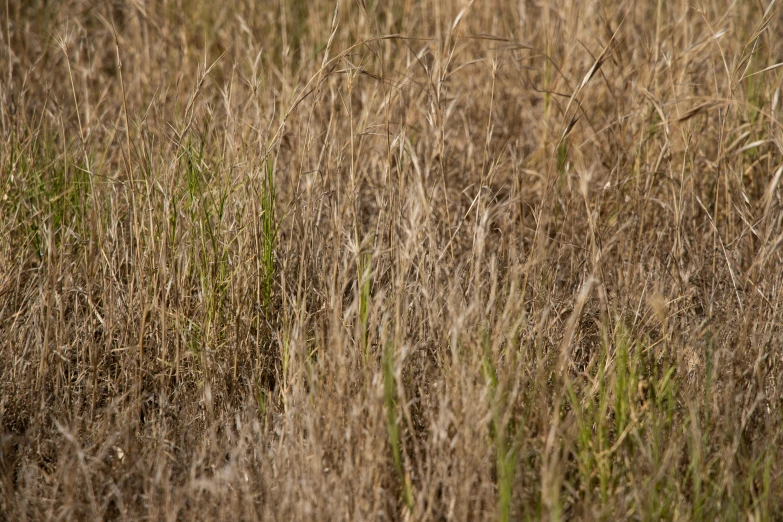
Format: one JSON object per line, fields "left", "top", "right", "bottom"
{"left": 2, "top": 0, "right": 783, "bottom": 520}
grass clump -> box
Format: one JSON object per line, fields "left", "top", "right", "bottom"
{"left": 2, "top": 1, "right": 783, "bottom": 520}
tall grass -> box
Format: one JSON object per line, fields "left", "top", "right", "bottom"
{"left": 2, "top": 0, "right": 783, "bottom": 520}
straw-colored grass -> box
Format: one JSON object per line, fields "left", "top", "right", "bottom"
{"left": 2, "top": 0, "right": 783, "bottom": 519}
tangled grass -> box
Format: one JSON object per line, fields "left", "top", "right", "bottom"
{"left": 2, "top": 0, "right": 783, "bottom": 519}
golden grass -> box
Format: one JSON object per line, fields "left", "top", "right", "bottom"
{"left": 1, "top": 0, "right": 783, "bottom": 519}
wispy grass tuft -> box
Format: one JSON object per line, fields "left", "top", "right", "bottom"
{"left": 2, "top": 1, "right": 783, "bottom": 519}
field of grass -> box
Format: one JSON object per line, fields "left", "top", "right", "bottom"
{"left": 2, "top": 0, "right": 783, "bottom": 519}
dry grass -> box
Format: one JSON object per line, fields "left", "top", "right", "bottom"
{"left": 2, "top": 0, "right": 783, "bottom": 520}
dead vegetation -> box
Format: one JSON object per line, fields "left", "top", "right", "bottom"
{"left": 1, "top": 0, "right": 783, "bottom": 520}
